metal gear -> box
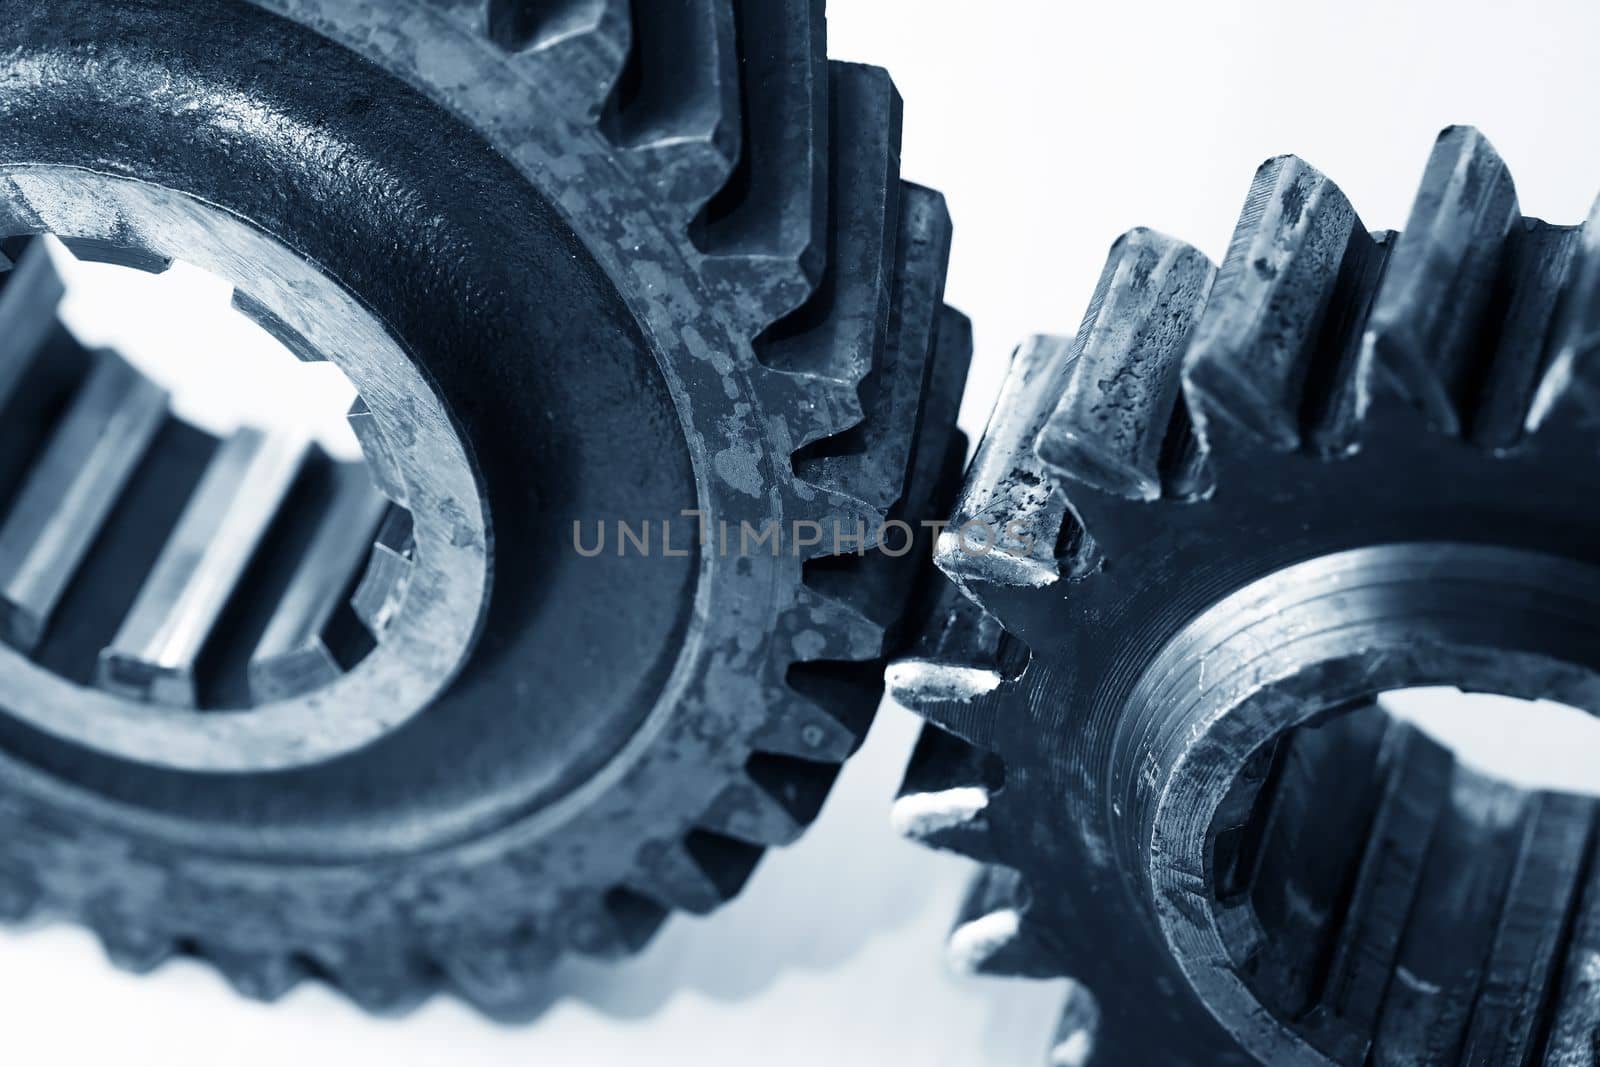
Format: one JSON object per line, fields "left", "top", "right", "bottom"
{"left": 890, "top": 126, "right": 1600, "bottom": 1065}
{"left": 0, "top": 0, "right": 967, "bottom": 1014}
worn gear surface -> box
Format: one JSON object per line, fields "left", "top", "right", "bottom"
{"left": 0, "top": 0, "right": 966, "bottom": 1013}
{"left": 891, "top": 127, "right": 1600, "bottom": 1065}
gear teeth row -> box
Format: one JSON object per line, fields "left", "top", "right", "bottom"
{"left": 1035, "top": 228, "right": 1215, "bottom": 502}
{"left": 934, "top": 335, "right": 1084, "bottom": 595}
{"left": 484, "top": 0, "right": 632, "bottom": 120}
{"left": 602, "top": 0, "right": 741, "bottom": 214}
{"left": 946, "top": 864, "right": 1058, "bottom": 979}
{"left": 732, "top": 294, "right": 971, "bottom": 839}
{"left": 752, "top": 60, "right": 901, "bottom": 437}
{"left": 795, "top": 183, "right": 952, "bottom": 509}
{"left": 936, "top": 127, "right": 1600, "bottom": 570}
{"left": 695, "top": 0, "right": 830, "bottom": 326}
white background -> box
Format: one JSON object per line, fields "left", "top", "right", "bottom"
{"left": 11, "top": 1, "right": 1600, "bottom": 1064}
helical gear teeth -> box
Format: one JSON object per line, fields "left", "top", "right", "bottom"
{"left": 484, "top": 0, "right": 632, "bottom": 121}
{"left": 794, "top": 182, "right": 952, "bottom": 510}
{"left": 1361, "top": 125, "right": 1521, "bottom": 434}
{"left": 696, "top": 0, "right": 830, "bottom": 326}
{"left": 935, "top": 335, "right": 1084, "bottom": 594}
{"left": 1184, "top": 155, "right": 1377, "bottom": 452}
{"left": 0, "top": 865, "right": 38, "bottom": 922}
{"left": 602, "top": 0, "right": 740, "bottom": 214}
{"left": 1034, "top": 228, "right": 1215, "bottom": 502}
{"left": 946, "top": 865, "right": 1057, "bottom": 979}
{"left": 750, "top": 59, "right": 900, "bottom": 451}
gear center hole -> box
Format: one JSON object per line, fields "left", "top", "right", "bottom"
{"left": 1210, "top": 689, "right": 1600, "bottom": 1059}
{"left": 0, "top": 236, "right": 411, "bottom": 712}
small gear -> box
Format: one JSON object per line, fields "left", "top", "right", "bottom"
{"left": 0, "top": 0, "right": 966, "bottom": 1014}
{"left": 891, "top": 126, "right": 1600, "bottom": 1064}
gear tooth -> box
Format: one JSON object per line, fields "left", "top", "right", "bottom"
{"left": 700, "top": 752, "right": 839, "bottom": 846}
{"left": 1034, "top": 228, "right": 1215, "bottom": 501}
{"left": 485, "top": 0, "right": 632, "bottom": 120}
{"left": 925, "top": 306, "right": 975, "bottom": 452}
{"left": 1361, "top": 125, "right": 1521, "bottom": 435}
{"left": 696, "top": 0, "right": 831, "bottom": 326}
{"left": 1184, "top": 156, "right": 1380, "bottom": 452}
{"left": 791, "top": 584, "right": 885, "bottom": 661}
{"left": 746, "top": 58, "right": 900, "bottom": 451}
{"left": 1466, "top": 220, "right": 1581, "bottom": 448}
{"left": 312, "top": 943, "right": 434, "bottom": 1015}
{"left": 891, "top": 723, "right": 1003, "bottom": 861}
{"left": 1048, "top": 983, "right": 1103, "bottom": 1067}
{"left": 794, "top": 181, "right": 951, "bottom": 511}
{"left": 633, "top": 831, "right": 765, "bottom": 915}
{"left": 94, "top": 920, "right": 176, "bottom": 975}
{"left": 206, "top": 948, "right": 307, "bottom": 1003}
{"left": 1526, "top": 193, "right": 1600, "bottom": 437}
{"left": 886, "top": 580, "right": 1021, "bottom": 724}
{"left": 436, "top": 928, "right": 557, "bottom": 1016}
{"left": 753, "top": 659, "right": 880, "bottom": 761}
{"left": 947, "top": 865, "right": 1057, "bottom": 978}
{"left": 935, "top": 335, "right": 1085, "bottom": 592}
{"left": 558, "top": 888, "right": 669, "bottom": 960}
{"left": 604, "top": 0, "right": 740, "bottom": 215}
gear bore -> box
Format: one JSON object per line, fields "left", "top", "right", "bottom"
{"left": 890, "top": 126, "right": 1600, "bottom": 1065}
{"left": 0, "top": 0, "right": 965, "bottom": 1015}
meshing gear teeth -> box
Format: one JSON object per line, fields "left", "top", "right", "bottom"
{"left": 891, "top": 126, "right": 1600, "bottom": 1065}
{"left": 0, "top": 0, "right": 965, "bottom": 1015}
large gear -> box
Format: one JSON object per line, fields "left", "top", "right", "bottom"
{"left": 890, "top": 126, "right": 1600, "bottom": 1065}
{"left": 0, "top": 0, "right": 966, "bottom": 1013}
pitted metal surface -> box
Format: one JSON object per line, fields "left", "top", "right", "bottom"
{"left": 0, "top": 0, "right": 966, "bottom": 1014}
{"left": 891, "top": 127, "right": 1600, "bottom": 1065}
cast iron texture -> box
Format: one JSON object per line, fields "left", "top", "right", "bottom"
{"left": 890, "top": 127, "right": 1600, "bottom": 1065}
{"left": 0, "top": 0, "right": 968, "bottom": 1015}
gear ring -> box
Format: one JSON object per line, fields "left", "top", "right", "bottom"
{"left": 0, "top": 0, "right": 967, "bottom": 1014}
{"left": 892, "top": 126, "right": 1600, "bottom": 1064}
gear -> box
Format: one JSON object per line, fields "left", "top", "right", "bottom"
{"left": 891, "top": 126, "right": 1600, "bottom": 1064}
{"left": 0, "top": 0, "right": 966, "bottom": 1014}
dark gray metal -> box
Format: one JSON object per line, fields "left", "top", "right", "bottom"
{"left": 0, "top": 0, "right": 966, "bottom": 1016}
{"left": 892, "top": 126, "right": 1600, "bottom": 1065}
